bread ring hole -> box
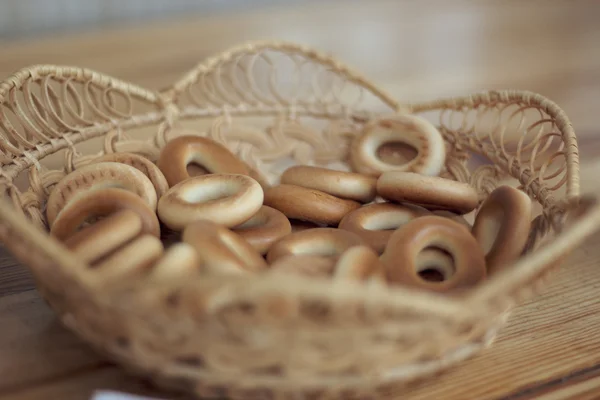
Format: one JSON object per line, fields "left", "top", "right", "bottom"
{"left": 180, "top": 180, "right": 238, "bottom": 203}
{"left": 289, "top": 241, "right": 339, "bottom": 258}
{"left": 186, "top": 163, "right": 210, "bottom": 176}
{"left": 72, "top": 213, "right": 112, "bottom": 234}
{"left": 418, "top": 268, "right": 445, "bottom": 282}
{"left": 416, "top": 247, "right": 456, "bottom": 283}
{"left": 376, "top": 142, "right": 418, "bottom": 165}
{"left": 362, "top": 211, "right": 415, "bottom": 231}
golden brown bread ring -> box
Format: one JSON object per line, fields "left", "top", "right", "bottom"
{"left": 266, "top": 227, "right": 364, "bottom": 264}
{"left": 472, "top": 185, "right": 532, "bottom": 275}
{"left": 64, "top": 209, "right": 143, "bottom": 264}
{"left": 92, "top": 235, "right": 164, "bottom": 286}
{"left": 377, "top": 171, "right": 479, "bottom": 214}
{"left": 182, "top": 220, "right": 267, "bottom": 274}
{"left": 338, "top": 202, "right": 429, "bottom": 254}
{"left": 157, "top": 135, "right": 249, "bottom": 186}
{"left": 232, "top": 206, "right": 292, "bottom": 255}
{"left": 333, "top": 246, "right": 386, "bottom": 283}
{"left": 46, "top": 162, "right": 157, "bottom": 226}
{"left": 92, "top": 152, "right": 170, "bottom": 198}
{"left": 148, "top": 242, "right": 200, "bottom": 282}
{"left": 381, "top": 216, "right": 486, "bottom": 293}
{"left": 264, "top": 184, "right": 360, "bottom": 226}
{"left": 350, "top": 114, "right": 446, "bottom": 177}
{"left": 157, "top": 174, "right": 263, "bottom": 231}
{"left": 280, "top": 165, "right": 377, "bottom": 203}
{"left": 269, "top": 255, "right": 336, "bottom": 279}
{"left": 50, "top": 187, "right": 160, "bottom": 241}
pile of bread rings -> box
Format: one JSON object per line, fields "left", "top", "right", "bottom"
{"left": 46, "top": 113, "right": 533, "bottom": 294}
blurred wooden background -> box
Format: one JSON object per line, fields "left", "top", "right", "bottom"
{"left": 0, "top": 0, "right": 309, "bottom": 39}
{"left": 0, "top": 0, "right": 598, "bottom": 140}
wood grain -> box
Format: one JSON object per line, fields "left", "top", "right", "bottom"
{"left": 0, "top": 246, "right": 35, "bottom": 297}
{"left": 534, "top": 375, "right": 600, "bottom": 400}
{"left": 518, "top": 367, "right": 600, "bottom": 400}
{"left": 1, "top": 367, "right": 171, "bottom": 400}
{"left": 0, "top": 0, "right": 599, "bottom": 399}
{"left": 0, "top": 291, "right": 102, "bottom": 394}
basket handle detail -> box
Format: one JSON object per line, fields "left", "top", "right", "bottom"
{"left": 167, "top": 40, "right": 406, "bottom": 119}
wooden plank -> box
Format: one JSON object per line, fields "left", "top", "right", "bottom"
{"left": 0, "top": 246, "right": 35, "bottom": 297}
{"left": 0, "top": 291, "right": 104, "bottom": 393}
{"left": 534, "top": 375, "right": 600, "bottom": 400}
{"left": 0, "top": 367, "right": 173, "bottom": 400}
{"left": 517, "top": 366, "right": 600, "bottom": 400}
{"left": 0, "top": 0, "right": 598, "bottom": 134}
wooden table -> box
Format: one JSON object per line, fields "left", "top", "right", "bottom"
{"left": 1, "top": 1, "right": 600, "bottom": 399}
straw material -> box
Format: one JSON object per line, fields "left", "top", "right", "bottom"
{"left": 0, "top": 41, "right": 597, "bottom": 399}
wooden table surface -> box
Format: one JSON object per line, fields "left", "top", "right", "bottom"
{"left": 1, "top": 1, "right": 600, "bottom": 399}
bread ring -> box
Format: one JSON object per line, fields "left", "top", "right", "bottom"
{"left": 377, "top": 142, "right": 418, "bottom": 165}
{"left": 157, "top": 174, "right": 263, "bottom": 231}
{"left": 266, "top": 227, "right": 364, "bottom": 263}
{"left": 338, "top": 202, "right": 429, "bottom": 254}
{"left": 280, "top": 166, "right": 377, "bottom": 203}
{"left": 334, "top": 246, "right": 385, "bottom": 282}
{"left": 51, "top": 187, "right": 160, "bottom": 241}
{"left": 269, "top": 255, "right": 336, "bottom": 278}
{"left": 182, "top": 220, "right": 267, "bottom": 274}
{"left": 264, "top": 184, "right": 360, "bottom": 226}
{"left": 64, "top": 209, "right": 143, "bottom": 264}
{"left": 381, "top": 216, "right": 486, "bottom": 293}
{"left": 92, "top": 235, "right": 164, "bottom": 286}
{"left": 92, "top": 152, "right": 170, "bottom": 198}
{"left": 232, "top": 206, "right": 292, "bottom": 255}
{"left": 149, "top": 242, "right": 200, "bottom": 282}
{"left": 350, "top": 114, "right": 446, "bottom": 177}
{"left": 157, "top": 135, "right": 249, "bottom": 186}
{"left": 377, "top": 171, "right": 479, "bottom": 214}
{"left": 472, "top": 185, "right": 532, "bottom": 275}
{"left": 46, "top": 162, "right": 158, "bottom": 226}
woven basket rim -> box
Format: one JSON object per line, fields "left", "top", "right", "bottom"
{"left": 0, "top": 41, "right": 580, "bottom": 202}
{"left": 0, "top": 39, "right": 587, "bottom": 305}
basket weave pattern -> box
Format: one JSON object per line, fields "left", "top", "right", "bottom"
{"left": 0, "top": 41, "right": 594, "bottom": 398}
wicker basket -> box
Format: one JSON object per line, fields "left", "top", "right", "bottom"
{"left": 0, "top": 41, "right": 599, "bottom": 399}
